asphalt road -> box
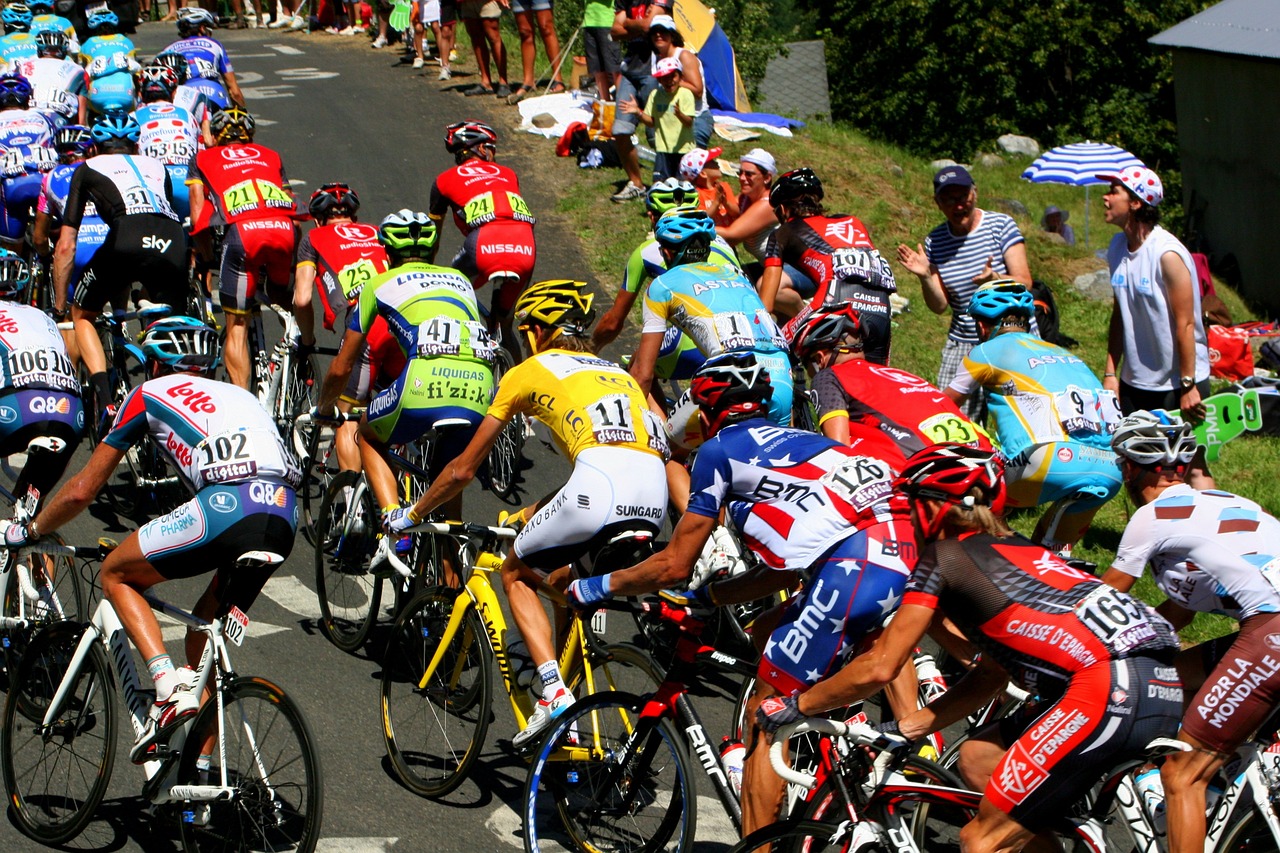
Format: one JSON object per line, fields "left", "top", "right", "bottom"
{"left": 0, "top": 24, "right": 743, "bottom": 853}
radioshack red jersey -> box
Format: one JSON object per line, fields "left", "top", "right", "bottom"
{"left": 428, "top": 160, "right": 536, "bottom": 235}
{"left": 904, "top": 534, "right": 1178, "bottom": 697}
{"left": 296, "top": 221, "right": 390, "bottom": 331}
{"left": 187, "top": 142, "right": 295, "bottom": 232}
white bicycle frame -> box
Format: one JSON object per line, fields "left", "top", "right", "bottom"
{"left": 0, "top": 551, "right": 70, "bottom": 636}
{"left": 255, "top": 303, "right": 302, "bottom": 420}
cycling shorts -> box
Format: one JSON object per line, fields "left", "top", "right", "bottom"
{"left": 339, "top": 320, "right": 404, "bottom": 406}
{"left": 983, "top": 655, "right": 1182, "bottom": 831}
{"left": 664, "top": 349, "right": 794, "bottom": 450}
{"left": 0, "top": 388, "right": 83, "bottom": 496}
{"left": 450, "top": 219, "right": 536, "bottom": 314}
{"left": 364, "top": 355, "right": 493, "bottom": 457}
{"left": 0, "top": 171, "right": 44, "bottom": 241}
{"left": 655, "top": 325, "right": 706, "bottom": 383}
{"left": 1004, "top": 441, "right": 1122, "bottom": 510}
{"left": 164, "top": 164, "right": 190, "bottom": 221}
{"left": 74, "top": 213, "right": 187, "bottom": 312}
{"left": 514, "top": 445, "right": 666, "bottom": 576}
{"left": 219, "top": 217, "right": 297, "bottom": 314}
{"left": 758, "top": 521, "right": 915, "bottom": 696}
{"left": 71, "top": 220, "right": 110, "bottom": 289}
{"left": 141, "top": 480, "right": 297, "bottom": 614}
{"left": 1182, "top": 612, "right": 1280, "bottom": 753}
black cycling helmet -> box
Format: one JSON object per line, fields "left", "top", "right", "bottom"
{"left": 210, "top": 107, "right": 255, "bottom": 144}
{"left": 308, "top": 182, "right": 360, "bottom": 221}
{"left": 0, "top": 73, "right": 32, "bottom": 110}
{"left": 689, "top": 351, "right": 773, "bottom": 438}
{"left": 769, "top": 167, "right": 824, "bottom": 210}
{"left": 444, "top": 120, "right": 497, "bottom": 157}
{"left": 138, "top": 65, "right": 179, "bottom": 103}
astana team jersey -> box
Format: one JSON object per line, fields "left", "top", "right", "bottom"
{"left": 642, "top": 261, "right": 787, "bottom": 357}
{"left": 0, "top": 302, "right": 78, "bottom": 395}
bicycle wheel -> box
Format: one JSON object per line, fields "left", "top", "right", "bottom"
{"left": 298, "top": 420, "right": 339, "bottom": 548}
{"left": 1218, "top": 803, "right": 1280, "bottom": 853}
{"left": 176, "top": 676, "right": 324, "bottom": 853}
{"left": 279, "top": 352, "right": 320, "bottom": 440}
{"left": 799, "top": 751, "right": 968, "bottom": 829}
{"left": 314, "top": 470, "right": 382, "bottom": 652}
{"left": 1, "top": 622, "right": 117, "bottom": 844}
{"left": 0, "top": 537, "right": 85, "bottom": 677}
{"left": 380, "top": 585, "right": 493, "bottom": 798}
{"left": 524, "top": 690, "right": 696, "bottom": 853}
{"left": 729, "top": 818, "right": 861, "bottom": 853}
{"left": 484, "top": 346, "right": 524, "bottom": 502}
{"left": 568, "top": 642, "right": 665, "bottom": 700}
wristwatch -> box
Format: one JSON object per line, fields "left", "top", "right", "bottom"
{"left": 1179, "top": 375, "right": 1195, "bottom": 391}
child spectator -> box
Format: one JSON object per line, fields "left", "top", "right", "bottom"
{"left": 679, "top": 146, "right": 738, "bottom": 226}
{"left": 619, "top": 56, "right": 692, "bottom": 181}
{"left": 582, "top": 0, "right": 619, "bottom": 100}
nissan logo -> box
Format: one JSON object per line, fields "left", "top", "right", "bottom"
{"left": 221, "top": 146, "right": 262, "bottom": 161}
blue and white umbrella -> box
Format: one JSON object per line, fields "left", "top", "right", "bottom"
{"left": 1021, "top": 141, "right": 1143, "bottom": 247}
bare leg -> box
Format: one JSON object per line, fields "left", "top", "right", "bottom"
{"left": 514, "top": 11, "right": 535, "bottom": 89}
{"left": 534, "top": 8, "right": 562, "bottom": 85}
{"left": 222, "top": 309, "right": 251, "bottom": 390}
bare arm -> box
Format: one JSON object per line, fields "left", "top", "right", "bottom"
{"left": 819, "top": 413, "right": 850, "bottom": 445}
{"left": 677, "top": 49, "right": 703, "bottom": 100}
{"left": 607, "top": 510, "right": 716, "bottom": 594}
{"left": 1164, "top": 251, "right": 1205, "bottom": 422}
{"left": 223, "top": 70, "right": 245, "bottom": 108}
{"left": 34, "top": 441, "right": 126, "bottom": 535}
{"left": 593, "top": 289, "right": 638, "bottom": 352}
{"left": 51, "top": 225, "right": 77, "bottom": 312}
{"left": 408, "top": 415, "right": 505, "bottom": 520}
{"left": 757, "top": 263, "right": 782, "bottom": 313}
{"left": 716, "top": 197, "right": 776, "bottom": 246}
{"left": 316, "top": 327, "right": 366, "bottom": 410}
{"left": 1103, "top": 300, "right": 1123, "bottom": 395}
{"left": 1099, "top": 567, "right": 1138, "bottom": 593}
{"left": 293, "top": 263, "right": 317, "bottom": 347}
{"left": 628, "top": 330, "right": 664, "bottom": 394}
{"left": 1001, "top": 242, "right": 1032, "bottom": 287}
{"left": 32, "top": 209, "right": 53, "bottom": 260}
{"left": 896, "top": 655, "right": 1011, "bottom": 741}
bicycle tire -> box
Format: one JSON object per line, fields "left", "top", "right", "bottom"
{"left": 279, "top": 352, "right": 320, "bottom": 440}
{"left": 1217, "top": 803, "right": 1280, "bottom": 853}
{"left": 380, "top": 585, "right": 493, "bottom": 798}
{"left": 568, "top": 641, "right": 665, "bottom": 700}
{"left": 298, "top": 419, "right": 339, "bottom": 548}
{"left": 1, "top": 622, "right": 117, "bottom": 844}
{"left": 314, "top": 470, "right": 383, "bottom": 652}
{"left": 484, "top": 346, "right": 524, "bottom": 502}
{"left": 798, "top": 751, "right": 968, "bottom": 829}
{"left": 176, "top": 676, "right": 324, "bottom": 853}
{"left": 0, "top": 535, "right": 85, "bottom": 679}
{"left": 729, "top": 818, "right": 862, "bottom": 853}
{"left": 523, "top": 690, "right": 696, "bottom": 853}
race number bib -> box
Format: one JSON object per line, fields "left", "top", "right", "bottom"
{"left": 142, "top": 137, "right": 196, "bottom": 165}
{"left": 830, "top": 247, "right": 876, "bottom": 282}
{"left": 195, "top": 429, "right": 259, "bottom": 485}
{"left": 640, "top": 408, "right": 671, "bottom": 461}
{"left": 1074, "top": 585, "right": 1159, "bottom": 658}
{"left": 588, "top": 393, "right": 636, "bottom": 445}
{"left": 918, "top": 412, "right": 979, "bottom": 445}
{"left": 121, "top": 185, "right": 174, "bottom": 219}
{"left": 1097, "top": 389, "right": 1122, "bottom": 434}
{"left": 415, "top": 317, "right": 494, "bottom": 361}
{"left": 337, "top": 258, "right": 378, "bottom": 302}
{"left": 220, "top": 178, "right": 291, "bottom": 218}
{"left": 712, "top": 312, "right": 755, "bottom": 352}
{"left": 1055, "top": 385, "right": 1102, "bottom": 436}
{"left": 0, "top": 148, "right": 24, "bottom": 176}
{"left": 6, "top": 347, "right": 76, "bottom": 391}
{"left": 462, "top": 190, "right": 535, "bottom": 227}
{"left": 821, "top": 454, "right": 892, "bottom": 511}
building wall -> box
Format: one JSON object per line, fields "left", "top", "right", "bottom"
{"left": 1172, "top": 49, "right": 1280, "bottom": 312}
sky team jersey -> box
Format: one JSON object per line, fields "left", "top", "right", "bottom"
{"left": 0, "top": 33, "right": 38, "bottom": 63}
{"left": 1110, "top": 483, "right": 1280, "bottom": 620}
{"left": 0, "top": 302, "right": 77, "bottom": 395}
{"left": 906, "top": 533, "right": 1179, "bottom": 697}
{"left": 12, "top": 56, "right": 86, "bottom": 119}
{"left": 487, "top": 349, "right": 665, "bottom": 462}
{"left": 949, "top": 331, "right": 1120, "bottom": 460}
{"left": 621, "top": 234, "right": 739, "bottom": 296}
{"left": 104, "top": 374, "right": 300, "bottom": 492}
{"left": 297, "top": 221, "right": 390, "bottom": 331}
{"left": 162, "top": 35, "right": 234, "bottom": 79}
{"left": 135, "top": 102, "right": 200, "bottom": 165}
{"left": 350, "top": 262, "right": 492, "bottom": 365}
{"left": 428, "top": 160, "right": 535, "bottom": 235}
{"left": 64, "top": 153, "right": 176, "bottom": 227}
{"left": 687, "top": 420, "right": 911, "bottom": 570}
{"left": 642, "top": 261, "right": 786, "bottom": 356}
{"left": 187, "top": 142, "right": 294, "bottom": 230}
{"left": 0, "top": 108, "right": 55, "bottom": 174}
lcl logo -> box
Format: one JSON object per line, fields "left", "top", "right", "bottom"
{"left": 221, "top": 146, "right": 262, "bottom": 161}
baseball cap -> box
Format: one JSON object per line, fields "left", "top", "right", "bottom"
{"left": 740, "top": 148, "right": 776, "bottom": 175}
{"left": 1096, "top": 165, "right": 1163, "bottom": 207}
{"left": 650, "top": 15, "right": 678, "bottom": 34}
{"left": 933, "top": 165, "right": 974, "bottom": 195}
{"left": 654, "top": 57, "right": 682, "bottom": 78}
{"left": 679, "top": 147, "right": 723, "bottom": 181}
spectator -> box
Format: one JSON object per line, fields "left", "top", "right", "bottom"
{"left": 435, "top": 0, "right": 457, "bottom": 79}
{"left": 679, "top": 146, "right": 737, "bottom": 226}
{"left": 895, "top": 165, "right": 1031, "bottom": 420}
{"left": 507, "top": 0, "right": 565, "bottom": 102}
{"left": 371, "top": 0, "right": 392, "bottom": 46}
{"left": 647, "top": 14, "right": 710, "bottom": 148}
{"left": 619, "top": 56, "right": 692, "bottom": 182}
{"left": 411, "top": 0, "right": 439, "bottom": 67}
{"left": 459, "top": 0, "right": 509, "bottom": 97}
{"left": 582, "top": 0, "right": 619, "bottom": 100}
{"left": 1041, "top": 204, "right": 1075, "bottom": 246}
{"left": 608, "top": 0, "right": 661, "bottom": 202}
{"left": 715, "top": 148, "right": 778, "bottom": 276}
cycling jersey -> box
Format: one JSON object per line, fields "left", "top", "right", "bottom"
{"left": 297, "top": 221, "right": 390, "bottom": 331}
{"left": 39, "top": 162, "right": 108, "bottom": 285}
{"left": 620, "top": 234, "right": 739, "bottom": 297}
{"left": 350, "top": 262, "right": 493, "bottom": 364}
{"left": 812, "top": 360, "right": 990, "bottom": 469}
{"left": 428, "top": 160, "right": 536, "bottom": 234}
{"left": 135, "top": 102, "right": 200, "bottom": 165}
{"left": 79, "top": 34, "right": 136, "bottom": 67}
{"left": 172, "top": 84, "right": 210, "bottom": 126}
{"left": 11, "top": 56, "right": 86, "bottom": 120}
{"left": 162, "top": 35, "right": 234, "bottom": 80}
{"left": 29, "top": 14, "right": 77, "bottom": 50}
{"left": 64, "top": 153, "right": 178, "bottom": 227}
{"left": 642, "top": 261, "right": 787, "bottom": 357}
{"left": 0, "top": 33, "right": 38, "bottom": 63}
{"left": 187, "top": 142, "right": 294, "bottom": 230}
{"left": 0, "top": 302, "right": 77, "bottom": 395}
{"left": 80, "top": 34, "right": 137, "bottom": 115}
{"left": 0, "top": 107, "right": 57, "bottom": 174}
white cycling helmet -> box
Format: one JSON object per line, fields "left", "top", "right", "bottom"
{"left": 1111, "top": 410, "right": 1197, "bottom": 466}
{"left": 177, "top": 6, "right": 216, "bottom": 34}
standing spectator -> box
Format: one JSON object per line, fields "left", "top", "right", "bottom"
{"left": 619, "top": 55, "right": 691, "bottom": 182}
{"left": 508, "top": 0, "right": 565, "bottom": 101}
{"left": 679, "top": 146, "right": 737, "bottom": 226}
{"left": 582, "top": 0, "right": 619, "bottom": 100}
{"left": 608, "top": 0, "right": 660, "bottom": 202}
{"left": 647, "top": 14, "right": 710, "bottom": 147}
{"left": 1041, "top": 204, "right": 1075, "bottom": 246}
{"left": 371, "top": 0, "right": 392, "bottom": 46}
{"left": 895, "top": 165, "right": 1031, "bottom": 420}
{"left": 715, "top": 148, "right": 778, "bottom": 277}
{"left": 436, "top": 0, "right": 457, "bottom": 79}
{"left": 1099, "top": 166, "right": 1209, "bottom": 425}
{"left": 412, "top": 0, "right": 440, "bottom": 68}
{"left": 459, "top": 0, "right": 509, "bottom": 97}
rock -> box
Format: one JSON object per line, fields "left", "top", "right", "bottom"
{"left": 929, "top": 158, "right": 957, "bottom": 171}
{"left": 889, "top": 164, "right": 904, "bottom": 178}
{"left": 992, "top": 198, "right": 1029, "bottom": 218}
{"left": 899, "top": 207, "right": 913, "bottom": 220}
{"left": 1074, "top": 269, "right": 1113, "bottom": 302}
{"left": 976, "top": 153, "right": 1005, "bottom": 168}
{"left": 997, "top": 134, "right": 1040, "bottom": 157}
{"left": 531, "top": 113, "right": 556, "bottom": 129}
{"left": 1041, "top": 231, "right": 1067, "bottom": 245}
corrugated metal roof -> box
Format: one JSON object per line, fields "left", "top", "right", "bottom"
{"left": 1150, "top": 0, "right": 1280, "bottom": 60}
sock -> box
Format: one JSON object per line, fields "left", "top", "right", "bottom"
{"left": 536, "top": 661, "right": 566, "bottom": 700}
{"left": 90, "top": 372, "right": 111, "bottom": 416}
{"left": 148, "top": 654, "right": 176, "bottom": 700}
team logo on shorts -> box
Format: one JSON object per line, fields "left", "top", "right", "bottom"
{"left": 28, "top": 396, "right": 70, "bottom": 414}
{"left": 0, "top": 406, "right": 16, "bottom": 424}
{"left": 208, "top": 492, "right": 238, "bottom": 513}
{"left": 248, "top": 482, "right": 288, "bottom": 507}
{"left": 1057, "top": 447, "right": 1074, "bottom": 463}
{"left": 1111, "top": 689, "right": 1128, "bottom": 705}
{"left": 1266, "top": 633, "right": 1280, "bottom": 653}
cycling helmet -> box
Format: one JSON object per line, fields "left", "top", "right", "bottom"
{"left": 34, "top": 29, "right": 67, "bottom": 58}
{"left": 28, "top": 0, "right": 51, "bottom": 13}
{"left": 645, "top": 177, "right": 697, "bottom": 216}
{"left": 210, "top": 107, "right": 255, "bottom": 144}
{"left": 894, "top": 444, "right": 1007, "bottom": 537}
{"left": 1111, "top": 410, "right": 1197, "bottom": 467}
{"left": 152, "top": 52, "right": 190, "bottom": 85}
{"left": 443, "top": 120, "right": 497, "bottom": 156}
{"left": 0, "top": 250, "right": 30, "bottom": 299}
{"left": 378, "top": 209, "right": 438, "bottom": 258}
{"left": 176, "top": 6, "right": 216, "bottom": 36}
{"left": 689, "top": 351, "right": 772, "bottom": 438}
{"left": 0, "top": 73, "right": 31, "bottom": 109}
{"left": 512, "top": 279, "right": 595, "bottom": 333}
{"left": 309, "top": 182, "right": 360, "bottom": 221}
{"left": 91, "top": 112, "right": 140, "bottom": 147}
{"left": 53, "top": 124, "right": 95, "bottom": 159}
{"left": 87, "top": 8, "right": 118, "bottom": 30}
{"left": 2, "top": 4, "right": 32, "bottom": 31}
{"left": 968, "top": 280, "right": 1034, "bottom": 324}
{"left": 653, "top": 209, "right": 716, "bottom": 265}
{"left": 140, "top": 316, "right": 220, "bottom": 375}
{"left": 138, "top": 65, "right": 179, "bottom": 102}
{"left": 769, "top": 167, "right": 824, "bottom": 209}
{"left": 791, "top": 302, "right": 863, "bottom": 360}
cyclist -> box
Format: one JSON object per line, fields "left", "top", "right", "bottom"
{"left": 1101, "top": 411, "right": 1280, "bottom": 853}
{"left": 28, "top": 0, "right": 77, "bottom": 50}
{"left": 567, "top": 350, "right": 917, "bottom": 837}
{"left": 13, "top": 30, "right": 87, "bottom": 127}
{"left": 946, "top": 280, "right": 1122, "bottom": 554}
{"left": 296, "top": 183, "right": 392, "bottom": 473}
{"left": 152, "top": 50, "right": 215, "bottom": 141}
{"left": 5, "top": 317, "right": 301, "bottom": 762}
{"left": 759, "top": 443, "right": 1183, "bottom": 853}
{"left": 428, "top": 120, "right": 536, "bottom": 334}
{"left": 78, "top": 9, "right": 139, "bottom": 116}
{"left": 0, "top": 5, "right": 37, "bottom": 64}
{"left": 161, "top": 8, "right": 246, "bottom": 110}
{"left": 133, "top": 64, "right": 201, "bottom": 221}
{"left": 764, "top": 168, "right": 898, "bottom": 364}
{"left": 0, "top": 73, "right": 57, "bottom": 253}
{"left": 389, "top": 278, "right": 669, "bottom": 748}
{"left": 187, "top": 107, "right": 300, "bottom": 391}
{"left": 53, "top": 113, "right": 185, "bottom": 430}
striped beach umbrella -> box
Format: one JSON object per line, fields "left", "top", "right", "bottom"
{"left": 1022, "top": 141, "right": 1143, "bottom": 248}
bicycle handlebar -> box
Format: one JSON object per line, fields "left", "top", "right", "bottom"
{"left": 769, "top": 717, "right": 909, "bottom": 790}
{"left": 370, "top": 520, "right": 519, "bottom": 579}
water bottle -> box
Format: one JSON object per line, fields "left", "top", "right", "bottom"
{"left": 505, "top": 629, "right": 538, "bottom": 692}
{"left": 914, "top": 653, "right": 948, "bottom": 704}
{"left": 1134, "top": 767, "right": 1167, "bottom": 836}
{"left": 719, "top": 737, "right": 745, "bottom": 799}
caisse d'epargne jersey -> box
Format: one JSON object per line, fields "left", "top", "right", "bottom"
{"left": 297, "top": 221, "right": 390, "bottom": 330}
{"left": 764, "top": 213, "right": 897, "bottom": 298}
{"left": 187, "top": 142, "right": 294, "bottom": 230}
{"left": 104, "top": 374, "right": 300, "bottom": 492}
{"left": 11, "top": 56, "right": 86, "bottom": 118}
{"left": 428, "top": 160, "right": 536, "bottom": 235}
{"left": 813, "top": 360, "right": 990, "bottom": 470}
{"left": 349, "top": 262, "right": 492, "bottom": 366}
{"left": 0, "top": 302, "right": 77, "bottom": 395}
{"left": 1111, "top": 483, "right": 1280, "bottom": 621}
{"left": 642, "top": 261, "right": 787, "bottom": 357}
{"left": 949, "top": 331, "right": 1120, "bottom": 460}
{"left": 0, "top": 108, "right": 55, "bottom": 173}
{"left": 63, "top": 153, "right": 177, "bottom": 228}
{"left": 905, "top": 533, "right": 1179, "bottom": 696}
{"left": 687, "top": 419, "right": 912, "bottom": 570}
{"left": 134, "top": 102, "right": 200, "bottom": 166}
{"left": 161, "top": 35, "right": 234, "bottom": 79}
{"left": 487, "top": 349, "right": 666, "bottom": 463}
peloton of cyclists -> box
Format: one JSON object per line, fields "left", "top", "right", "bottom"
{"left": 161, "top": 7, "right": 246, "bottom": 110}
{"left": 132, "top": 63, "right": 203, "bottom": 221}
{"left": 0, "top": 72, "right": 56, "bottom": 254}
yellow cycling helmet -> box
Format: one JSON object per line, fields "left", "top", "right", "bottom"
{"left": 513, "top": 279, "right": 595, "bottom": 331}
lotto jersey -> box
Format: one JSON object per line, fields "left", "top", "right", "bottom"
{"left": 950, "top": 331, "right": 1120, "bottom": 460}
{"left": 642, "top": 261, "right": 786, "bottom": 357}
{"left": 162, "top": 35, "right": 233, "bottom": 80}
{"left": 0, "top": 302, "right": 77, "bottom": 395}
{"left": 187, "top": 142, "right": 294, "bottom": 229}
{"left": 1111, "top": 484, "right": 1280, "bottom": 621}
{"left": 350, "top": 262, "right": 492, "bottom": 365}
{"left": 0, "top": 33, "right": 38, "bottom": 63}
{"left": 621, "top": 234, "right": 739, "bottom": 296}
{"left": 135, "top": 102, "right": 200, "bottom": 166}
{"left": 12, "top": 57, "right": 86, "bottom": 119}
{"left": 297, "top": 221, "right": 390, "bottom": 330}
{"left": 428, "top": 160, "right": 535, "bottom": 235}
{"left": 105, "top": 374, "right": 300, "bottom": 493}
{"left": 487, "top": 349, "right": 665, "bottom": 462}
{"left": 0, "top": 108, "right": 55, "bottom": 174}
{"left": 906, "top": 534, "right": 1179, "bottom": 697}
{"left": 687, "top": 419, "right": 911, "bottom": 570}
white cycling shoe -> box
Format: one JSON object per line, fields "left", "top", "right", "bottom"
{"left": 130, "top": 668, "right": 199, "bottom": 764}
{"left": 513, "top": 686, "right": 573, "bottom": 749}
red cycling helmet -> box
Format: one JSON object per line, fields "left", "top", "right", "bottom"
{"left": 689, "top": 351, "right": 773, "bottom": 439}
{"left": 790, "top": 302, "right": 862, "bottom": 360}
{"left": 308, "top": 182, "right": 360, "bottom": 221}
{"left": 894, "top": 444, "right": 1007, "bottom": 538}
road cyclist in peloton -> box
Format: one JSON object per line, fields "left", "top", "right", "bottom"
{"left": 0, "top": 72, "right": 57, "bottom": 254}
{"left": 161, "top": 8, "right": 246, "bottom": 110}
{"left": 28, "top": 0, "right": 77, "bottom": 51}
{"left": 0, "top": 5, "right": 38, "bottom": 64}
{"left": 132, "top": 63, "right": 202, "bottom": 222}
{"left": 388, "top": 278, "right": 670, "bottom": 748}
{"left": 78, "top": 9, "right": 140, "bottom": 117}
{"left": 754, "top": 443, "right": 1183, "bottom": 853}
{"left": 2, "top": 317, "right": 302, "bottom": 762}
{"left": 946, "top": 280, "right": 1123, "bottom": 555}
{"left": 13, "top": 30, "right": 88, "bottom": 127}
{"left": 1101, "top": 411, "right": 1280, "bottom": 853}
{"left": 150, "top": 50, "right": 216, "bottom": 142}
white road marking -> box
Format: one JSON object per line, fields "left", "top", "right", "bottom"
{"left": 260, "top": 574, "right": 323, "bottom": 621}
{"left": 266, "top": 43, "right": 306, "bottom": 55}
{"left": 235, "top": 71, "right": 265, "bottom": 84}
{"left": 288, "top": 179, "right": 307, "bottom": 186}
{"left": 241, "top": 85, "right": 296, "bottom": 99}
{"left": 228, "top": 53, "right": 279, "bottom": 59}
{"left": 485, "top": 794, "right": 736, "bottom": 848}
{"left": 316, "top": 839, "right": 399, "bottom": 852}
{"left": 276, "top": 68, "right": 341, "bottom": 81}
{"left": 255, "top": 118, "right": 278, "bottom": 126}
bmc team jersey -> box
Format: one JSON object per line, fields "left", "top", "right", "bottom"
{"left": 487, "top": 349, "right": 666, "bottom": 463}
{"left": 105, "top": 374, "right": 300, "bottom": 493}
{"left": 949, "top": 331, "right": 1120, "bottom": 461}
{"left": 813, "top": 360, "right": 989, "bottom": 469}
{"left": 0, "top": 302, "right": 77, "bottom": 395}
{"left": 1111, "top": 484, "right": 1280, "bottom": 620}
{"left": 187, "top": 142, "right": 294, "bottom": 231}
{"left": 428, "top": 160, "right": 536, "bottom": 235}
{"left": 162, "top": 35, "right": 234, "bottom": 80}
{"left": 297, "top": 221, "right": 390, "bottom": 330}
{"left": 905, "top": 534, "right": 1179, "bottom": 697}
{"left": 349, "top": 262, "right": 492, "bottom": 363}
{"left": 0, "top": 108, "right": 56, "bottom": 173}
{"left": 11, "top": 56, "right": 86, "bottom": 120}
{"left": 63, "top": 153, "right": 177, "bottom": 227}
{"left": 642, "top": 261, "right": 787, "bottom": 357}
{"left": 687, "top": 420, "right": 911, "bottom": 570}
{"left": 135, "top": 102, "right": 201, "bottom": 165}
